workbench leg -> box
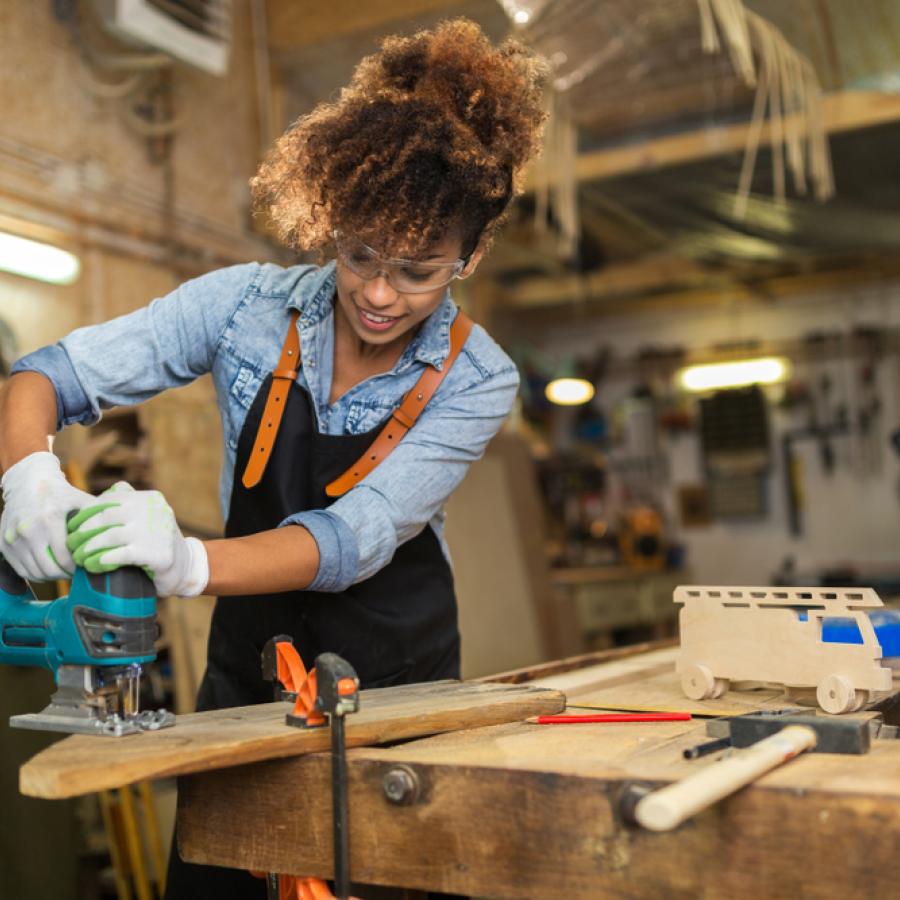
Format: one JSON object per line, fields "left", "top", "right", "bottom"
{"left": 138, "top": 780, "right": 167, "bottom": 895}
{"left": 118, "top": 785, "right": 154, "bottom": 900}
{"left": 98, "top": 790, "right": 133, "bottom": 900}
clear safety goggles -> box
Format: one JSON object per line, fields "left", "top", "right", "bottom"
{"left": 334, "top": 232, "right": 469, "bottom": 294}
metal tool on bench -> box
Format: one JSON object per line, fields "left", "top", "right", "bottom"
{"left": 0, "top": 550, "right": 174, "bottom": 736}
{"left": 261, "top": 637, "right": 361, "bottom": 900}
{"left": 622, "top": 709, "right": 889, "bottom": 832}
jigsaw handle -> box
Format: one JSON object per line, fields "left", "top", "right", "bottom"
{"left": 0, "top": 555, "right": 158, "bottom": 671}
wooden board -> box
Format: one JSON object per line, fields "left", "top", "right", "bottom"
{"left": 531, "top": 645, "right": 829, "bottom": 716}
{"left": 19, "top": 680, "right": 564, "bottom": 799}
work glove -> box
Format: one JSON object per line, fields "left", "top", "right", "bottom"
{"left": 0, "top": 451, "right": 93, "bottom": 580}
{"left": 66, "top": 482, "right": 209, "bottom": 598}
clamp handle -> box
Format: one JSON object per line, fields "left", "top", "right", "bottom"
{"left": 261, "top": 636, "right": 325, "bottom": 727}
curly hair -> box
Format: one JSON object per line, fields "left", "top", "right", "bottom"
{"left": 251, "top": 18, "right": 548, "bottom": 258}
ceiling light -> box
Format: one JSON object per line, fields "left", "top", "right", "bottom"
{"left": 0, "top": 231, "right": 81, "bottom": 285}
{"left": 678, "top": 358, "right": 789, "bottom": 392}
{"left": 546, "top": 377, "right": 595, "bottom": 406}
{"left": 514, "top": 9, "right": 531, "bottom": 24}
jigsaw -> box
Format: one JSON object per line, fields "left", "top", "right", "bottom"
{"left": 0, "top": 550, "right": 174, "bottom": 736}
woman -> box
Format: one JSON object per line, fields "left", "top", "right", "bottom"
{"left": 0, "top": 18, "right": 546, "bottom": 898}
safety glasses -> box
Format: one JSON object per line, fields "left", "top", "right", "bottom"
{"left": 334, "top": 232, "right": 468, "bottom": 294}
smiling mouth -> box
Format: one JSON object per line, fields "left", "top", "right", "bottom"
{"left": 359, "top": 308, "right": 397, "bottom": 324}
{"left": 355, "top": 304, "right": 405, "bottom": 331}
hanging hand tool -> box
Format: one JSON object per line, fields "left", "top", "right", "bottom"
{"left": 0, "top": 551, "right": 174, "bottom": 736}
{"left": 260, "top": 638, "right": 360, "bottom": 900}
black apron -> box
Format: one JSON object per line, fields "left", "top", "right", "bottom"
{"left": 165, "top": 311, "right": 461, "bottom": 900}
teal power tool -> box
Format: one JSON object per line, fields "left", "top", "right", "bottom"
{"left": 0, "top": 551, "right": 175, "bottom": 736}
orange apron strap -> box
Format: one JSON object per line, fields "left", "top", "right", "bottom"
{"left": 325, "top": 309, "right": 474, "bottom": 498}
{"left": 241, "top": 310, "right": 301, "bottom": 489}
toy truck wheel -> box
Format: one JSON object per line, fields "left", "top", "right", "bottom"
{"left": 816, "top": 674, "right": 857, "bottom": 715}
{"left": 850, "top": 690, "right": 869, "bottom": 713}
{"left": 681, "top": 664, "right": 719, "bottom": 700}
{"left": 711, "top": 678, "right": 730, "bottom": 699}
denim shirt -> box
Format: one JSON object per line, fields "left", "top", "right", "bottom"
{"left": 12, "top": 261, "right": 520, "bottom": 592}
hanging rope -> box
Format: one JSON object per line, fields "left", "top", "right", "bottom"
{"left": 534, "top": 89, "right": 580, "bottom": 260}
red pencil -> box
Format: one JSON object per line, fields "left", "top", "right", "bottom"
{"left": 529, "top": 713, "right": 692, "bottom": 724}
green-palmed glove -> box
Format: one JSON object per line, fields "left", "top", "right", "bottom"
{"left": 66, "top": 482, "right": 208, "bottom": 597}
{"left": 1, "top": 451, "right": 93, "bottom": 580}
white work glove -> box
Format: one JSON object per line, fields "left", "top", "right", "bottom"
{"left": 65, "top": 482, "right": 209, "bottom": 598}
{"left": 1, "top": 451, "right": 94, "bottom": 580}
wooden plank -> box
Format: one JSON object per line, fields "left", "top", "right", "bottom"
{"left": 19, "top": 680, "right": 564, "bottom": 799}
{"left": 480, "top": 638, "right": 676, "bottom": 685}
{"left": 178, "top": 718, "right": 900, "bottom": 898}
{"left": 526, "top": 645, "right": 813, "bottom": 716}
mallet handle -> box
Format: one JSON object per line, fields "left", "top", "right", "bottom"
{"left": 636, "top": 725, "right": 817, "bottom": 831}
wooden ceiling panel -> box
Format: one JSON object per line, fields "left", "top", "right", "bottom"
{"left": 265, "top": 0, "right": 467, "bottom": 51}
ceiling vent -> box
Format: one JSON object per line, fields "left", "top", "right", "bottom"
{"left": 96, "top": 0, "right": 232, "bottom": 76}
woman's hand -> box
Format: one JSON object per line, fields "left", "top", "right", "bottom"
{"left": 0, "top": 451, "right": 94, "bottom": 580}
{"left": 66, "top": 482, "right": 209, "bottom": 597}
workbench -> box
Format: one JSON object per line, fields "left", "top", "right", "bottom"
{"left": 174, "top": 642, "right": 900, "bottom": 899}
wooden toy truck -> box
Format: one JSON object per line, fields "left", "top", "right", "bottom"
{"left": 676, "top": 585, "right": 894, "bottom": 714}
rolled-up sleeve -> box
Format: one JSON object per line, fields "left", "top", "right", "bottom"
{"left": 10, "top": 263, "right": 259, "bottom": 430}
{"left": 282, "top": 509, "right": 360, "bottom": 592}
{"left": 11, "top": 343, "right": 92, "bottom": 429}
{"left": 279, "top": 362, "right": 520, "bottom": 591}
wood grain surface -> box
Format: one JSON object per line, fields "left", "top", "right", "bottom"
{"left": 179, "top": 717, "right": 900, "bottom": 899}
{"left": 176, "top": 645, "right": 900, "bottom": 898}
{"left": 19, "top": 680, "right": 564, "bottom": 799}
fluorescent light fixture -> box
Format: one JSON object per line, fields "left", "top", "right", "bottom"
{"left": 546, "top": 377, "right": 595, "bottom": 406}
{"left": 678, "top": 357, "right": 789, "bottom": 392}
{"left": 0, "top": 231, "right": 81, "bottom": 285}
{"left": 514, "top": 9, "right": 531, "bottom": 23}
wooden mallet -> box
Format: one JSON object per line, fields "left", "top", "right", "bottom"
{"left": 622, "top": 714, "right": 870, "bottom": 832}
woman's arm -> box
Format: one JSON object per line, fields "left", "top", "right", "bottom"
{"left": 10, "top": 264, "right": 260, "bottom": 430}
{"left": 203, "top": 526, "right": 320, "bottom": 595}
{"left": 0, "top": 372, "right": 59, "bottom": 473}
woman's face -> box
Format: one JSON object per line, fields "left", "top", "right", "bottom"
{"left": 334, "top": 232, "right": 479, "bottom": 349}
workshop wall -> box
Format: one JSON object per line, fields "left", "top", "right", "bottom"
{"left": 0, "top": 3, "right": 277, "bottom": 533}
{"left": 523, "top": 279, "right": 900, "bottom": 586}
{"left": 0, "top": 3, "right": 266, "bottom": 260}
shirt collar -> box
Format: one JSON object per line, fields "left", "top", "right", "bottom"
{"left": 289, "top": 260, "right": 338, "bottom": 325}
{"left": 291, "top": 260, "right": 458, "bottom": 372}
{"left": 397, "top": 293, "right": 457, "bottom": 372}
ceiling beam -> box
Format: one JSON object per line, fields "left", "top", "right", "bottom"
{"left": 265, "top": 0, "right": 464, "bottom": 51}
{"left": 500, "top": 255, "right": 723, "bottom": 308}
{"left": 526, "top": 91, "right": 900, "bottom": 189}
{"left": 497, "top": 260, "right": 900, "bottom": 325}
